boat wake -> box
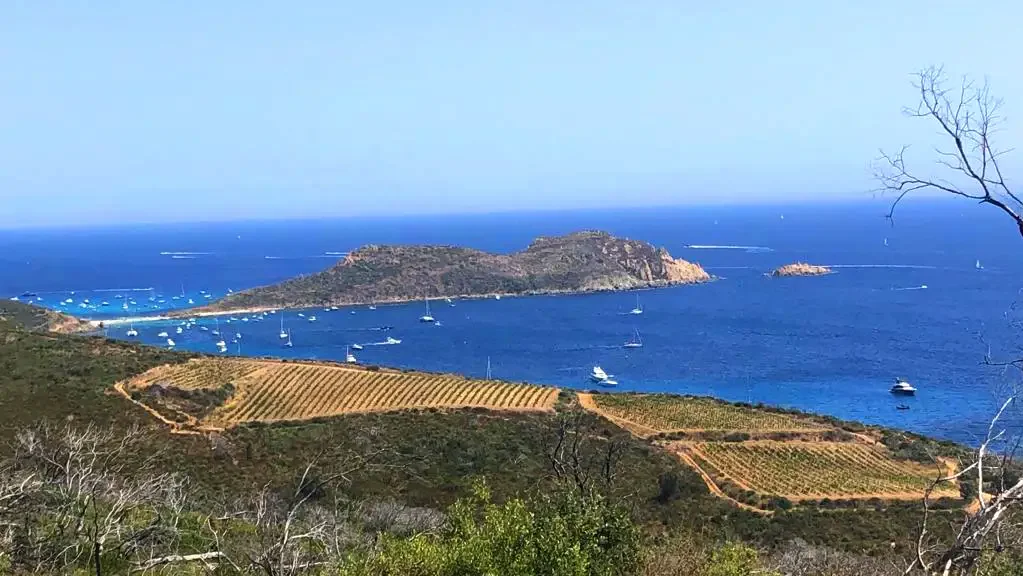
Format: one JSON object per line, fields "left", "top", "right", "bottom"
{"left": 829, "top": 264, "right": 938, "bottom": 269}
{"left": 684, "top": 244, "right": 774, "bottom": 253}
{"left": 264, "top": 255, "right": 340, "bottom": 260}
{"left": 170, "top": 255, "right": 196, "bottom": 259}
{"left": 160, "top": 251, "right": 213, "bottom": 256}
{"left": 892, "top": 285, "right": 929, "bottom": 291}
{"left": 324, "top": 251, "right": 349, "bottom": 256}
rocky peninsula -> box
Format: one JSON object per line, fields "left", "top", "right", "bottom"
{"left": 771, "top": 262, "right": 832, "bottom": 277}
{"left": 192, "top": 231, "right": 711, "bottom": 312}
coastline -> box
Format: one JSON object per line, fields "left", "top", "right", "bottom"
{"left": 112, "top": 279, "right": 715, "bottom": 324}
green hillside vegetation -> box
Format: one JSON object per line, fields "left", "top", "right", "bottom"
{"left": 0, "top": 304, "right": 996, "bottom": 575}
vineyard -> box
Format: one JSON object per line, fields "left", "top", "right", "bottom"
{"left": 675, "top": 441, "right": 957, "bottom": 501}
{"left": 580, "top": 393, "right": 826, "bottom": 437}
{"left": 122, "top": 358, "right": 559, "bottom": 428}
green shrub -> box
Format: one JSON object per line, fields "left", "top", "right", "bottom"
{"left": 340, "top": 478, "right": 640, "bottom": 576}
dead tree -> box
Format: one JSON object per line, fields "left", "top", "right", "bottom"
{"left": 875, "top": 66, "right": 1022, "bottom": 237}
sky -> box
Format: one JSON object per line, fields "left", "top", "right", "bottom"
{"left": 1, "top": 1, "right": 1021, "bottom": 228}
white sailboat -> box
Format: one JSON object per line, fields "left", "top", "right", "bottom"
{"left": 284, "top": 330, "right": 293, "bottom": 348}
{"left": 176, "top": 326, "right": 183, "bottom": 334}
{"left": 976, "top": 259, "right": 983, "bottom": 270}
{"left": 883, "top": 237, "right": 889, "bottom": 247}
{"left": 351, "top": 343, "right": 364, "bottom": 351}
{"left": 308, "top": 315, "right": 317, "bottom": 322}
{"left": 212, "top": 318, "right": 220, "bottom": 336}
{"left": 157, "top": 331, "right": 169, "bottom": 338}
{"left": 419, "top": 298, "right": 435, "bottom": 323}
{"left": 126, "top": 323, "right": 138, "bottom": 338}
{"left": 279, "top": 315, "right": 288, "bottom": 339}
{"left": 486, "top": 356, "right": 492, "bottom": 380}
{"left": 385, "top": 336, "right": 401, "bottom": 345}
{"left": 166, "top": 338, "right": 176, "bottom": 347}
{"left": 345, "top": 346, "right": 357, "bottom": 364}
{"left": 630, "top": 295, "right": 643, "bottom": 315}
{"left": 623, "top": 328, "right": 643, "bottom": 349}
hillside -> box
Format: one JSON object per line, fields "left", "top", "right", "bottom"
{"left": 196, "top": 231, "right": 710, "bottom": 311}
{"left": 0, "top": 299, "right": 90, "bottom": 333}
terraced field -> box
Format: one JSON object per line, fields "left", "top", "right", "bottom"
{"left": 122, "top": 358, "right": 559, "bottom": 428}
{"left": 580, "top": 393, "right": 827, "bottom": 437}
{"left": 675, "top": 441, "right": 957, "bottom": 501}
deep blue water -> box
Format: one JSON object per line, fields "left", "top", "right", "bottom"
{"left": 3, "top": 199, "right": 1022, "bottom": 445}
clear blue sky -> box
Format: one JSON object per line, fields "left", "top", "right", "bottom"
{"left": 1, "top": 1, "right": 1020, "bottom": 227}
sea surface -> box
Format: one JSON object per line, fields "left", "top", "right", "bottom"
{"left": 3, "top": 199, "right": 1022, "bottom": 445}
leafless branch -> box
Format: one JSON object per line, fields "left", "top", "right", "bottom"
{"left": 875, "top": 66, "right": 1022, "bottom": 237}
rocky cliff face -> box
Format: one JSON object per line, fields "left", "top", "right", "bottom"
{"left": 198, "top": 231, "right": 710, "bottom": 311}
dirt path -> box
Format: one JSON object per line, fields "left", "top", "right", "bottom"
{"left": 112, "top": 380, "right": 222, "bottom": 435}
{"left": 577, "top": 393, "right": 660, "bottom": 437}
{"left": 671, "top": 448, "right": 771, "bottom": 515}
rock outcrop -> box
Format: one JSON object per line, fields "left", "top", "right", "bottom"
{"left": 771, "top": 262, "right": 832, "bottom": 277}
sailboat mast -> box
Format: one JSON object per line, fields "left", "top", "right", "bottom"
{"left": 486, "top": 356, "right": 492, "bottom": 380}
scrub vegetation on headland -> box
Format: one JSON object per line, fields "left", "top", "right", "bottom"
{"left": 3, "top": 299, "right": 1017, "bottom": 576}
{"left": 190, "top": 231, "right": 711, "bottom": 314}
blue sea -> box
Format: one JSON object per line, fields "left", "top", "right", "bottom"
{"left": 3, "top": 199, "right": 1021, "bottom": 445}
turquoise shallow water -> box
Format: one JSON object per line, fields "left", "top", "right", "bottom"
{"left": 3, "top": 200, "right": 1021, "bottom": 444}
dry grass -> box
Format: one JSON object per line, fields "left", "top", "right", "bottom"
{"left": 581, "top": 393, "right": 827, "bottom": 438}
{"left": 672, "top": 440, "right": 957, "bottom": 501}
{"left": 122, "top": 357, "right": 559, "bottom": 429}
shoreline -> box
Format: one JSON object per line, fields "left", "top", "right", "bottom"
{"left": 83, "top": 280, "right": 713, "bottom": 326}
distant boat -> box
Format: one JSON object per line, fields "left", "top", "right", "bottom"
{"left": 126, "top": 324, "right": 138, "bottom": 338}
{"left": 284, "top": 330, "right": 293, "bottom": 348}
{"left": 630, "top": 295, "right": 643, "bottom": 315}
{"left": 883, "top": 237, "right": 889, "bottom": 247}
{"left": 308, "top": 315, "right": 317, "bottom": 322}
{"left": 235, "top": 332, "right": 242, "bottom": 340}
{"left": 896, "top": 404, "right": 910, "bottom": 410}
{"left": 64, "top": 298, "right": 73, "bottom": 304}
{"left": 345, "top": 346, "right": 357, "bottom": 364}
{"left": 187, "top": 299, "right": 195, "bottom": 305}
{"left": 590, "top": 366, "right": 609, "bottom": 383}
{"left": 176, "top": 326, "right": 183, "bottom": 334}
{"left": 351, "top": 343, "right": 363, "bottom": 351}
{"left": 279, "top": 315, "right": 288, "bottom": 339}
{"left": 623, "top": 329, "right": 643, "bottom": 349}
{"left": 890, "top": 378, "right": 917, "bottom": 396}
{"left": 368, "top": 305, "right": 376, "bottom": 310}
{"left": 298, "top": 313, "right": 305, "bottom": 318}
{"left": 330, "top": 306, "right": 338, "bottom": 311}
{"left": 199, "top": 326, "right": 209, "bottom": 332}
{"left": 100, "top": 301, "right": 109, "bottom": 306}
{"left": 976, "top": 259, "right": 983, "bottom": 270}
{"left": 157, "top": 331, "right": 169, "bottom": 338}
{"left": 419, "top": 298, "right": 435, "bottom": 323}
{"left": 385, "top": 336, "right": 401, "bottom": 345}
{"left": 166, "top": 338, "right": 176, "bottom": 347}
{"left": 494, "top": 294, "right": 502, "bottom": 300}
{"left": 486, "top": 356, "right": 492, "bottom": 380}
{"left": 215, "top": 336, "right": 226, "bottom": 350}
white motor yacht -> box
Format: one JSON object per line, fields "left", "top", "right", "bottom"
{"left": 890, "top": 379, "right": 917, "bottom": 395}
{"left": 590, "top": 366, "right": 609, "bottom": 383}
